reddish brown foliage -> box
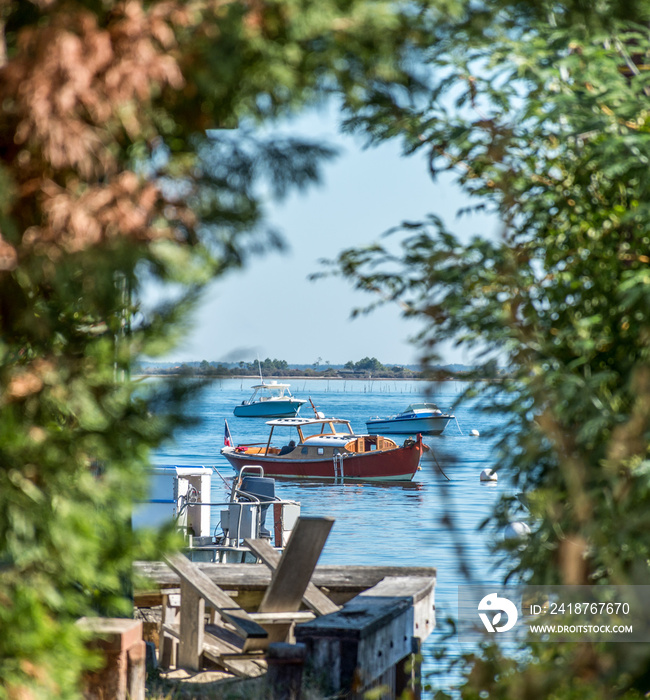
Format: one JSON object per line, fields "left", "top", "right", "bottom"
{"left": 0, "top": 1, "right": 193, "bottom": 267}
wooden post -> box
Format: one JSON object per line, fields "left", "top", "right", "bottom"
{"left": 159, "top": 588, "right": 180, "bottom": 668}
{"left": 395, "top": 636, "right": 422, "bottom": 700}
{"left": 178, "top": 578, "right": 205, "bottom": 670}
{"left": 127, "top": 638, "right": 146, "bottom": 700}
{"left": 265, "top": 642, "right": 306, "bottom": 700}
{"left": 77, "top": 618, "right": 145, "bottom": 700}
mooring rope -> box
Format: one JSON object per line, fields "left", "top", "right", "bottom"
{"left": 212, "top": 466, "right": 232, "bottom": 491}
{"left": 430, "top": 447, "right": 451, "bottom": 481}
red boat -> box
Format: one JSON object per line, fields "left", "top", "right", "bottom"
{"left": 221, "top": 416, "right": 427, "bottom": 482}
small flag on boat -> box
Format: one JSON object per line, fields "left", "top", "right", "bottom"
{"left": 224, "top": 420, "right": 233, "bottom": 447}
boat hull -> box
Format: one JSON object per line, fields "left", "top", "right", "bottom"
{"left": 365, "top": 415, "right": 452, "bottom": 436}
{"left": 233, "top": 399, "right": 305, "bottom": 418}
{"left": 222, "top": 439, "right": 424, "bottom": 482}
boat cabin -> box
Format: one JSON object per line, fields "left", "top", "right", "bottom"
{"left": 234, "top": 417, "right": 400, "bottom": 459}
{"left": 268, "top": 416, "right": 354, "bottom": 442}
{"left": 242, "top": 381, "right": 294, "bottom": 405}
{"left": 402, "top": 403, "right": 443, "bottom": 416}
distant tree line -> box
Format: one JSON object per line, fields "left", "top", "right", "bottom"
{"left": 136, "top": 356, "right": 476, "bottom": 379}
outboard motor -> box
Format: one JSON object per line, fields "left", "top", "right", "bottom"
{"left": 240, "top": 476, "right": 276, "bottom": 538}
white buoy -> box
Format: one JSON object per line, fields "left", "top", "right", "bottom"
{"left": 471, "top": 429, "right": 480, "bottom": 437}
{"left": 480, "top": 468, "right": 497, "bottom": 482}
{"left": 504, "top": 521, "right": 531, "bottom": 540}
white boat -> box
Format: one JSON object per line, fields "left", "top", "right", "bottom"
{"left": 233, "top": 380, "right": 306, "bottom": 418}
{"left": 133, "top": 465, "right": 300, "bottom": 563}
{"left": 365, "top": 402, "right": 454, "bottom": 436}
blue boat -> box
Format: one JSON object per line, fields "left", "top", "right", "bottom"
{"left": 365, "top": 402, "right": 454, "bottom": 436}
{"left": 233, "top": 381, "right": 306, "bottom": 418}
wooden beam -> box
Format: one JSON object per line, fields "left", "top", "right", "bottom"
{"left": 220, "top": 609, "right": 269, "bottom": 641}
{"left": 202, "top": 630, "right": 267, "bottom": 678}
{"left": 257, "top": 517, "right": 335, "bottom": 614}
{"left": 247, "top": 611, "right": 316, "bottom": 624}
{"left": 159, "top": 589, "right": 181, "bottom": 669}
{"left": 165, "top": 554, "right": 246, "bottom": 613}
{"left": 160, "top": 623, "right": 180, "bottom": 639}
{"left": 178, "top": 579, "right": 204, "bottom": 670}
{"left": 135, "top": 562, "right": 437, "bottom": 610}
{"left": 136, "top": 561, "right": 436, "bottom": 591}
{"left": 244, "top": 538, "right": 339, "bottom": 616}
{"left": 163, "top": 553, "right": 268, "bottom": 650}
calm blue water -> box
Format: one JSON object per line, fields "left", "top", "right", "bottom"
{"left": 153, "top": 378, "right": 508, "bottom": 695}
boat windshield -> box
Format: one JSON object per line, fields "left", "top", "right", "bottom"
{"left": 299, "top": 420, "right": 354, "bottom": 440}
{"left": 405, "top": 403, "right": 439, "bottom": 412}
{"left": 250, "top": 383, "right": 290, "bottom": 400}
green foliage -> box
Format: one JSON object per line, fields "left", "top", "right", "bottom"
{"left": 143, "top": 357, "right": 421, "bottom": 378}
{"left": 345, "top": 356, "right": 384, "bottom": 372}
{"left": 0, "top": 0, "right": 433, "bottom": 697}
{"left": 332, "top": 0, "right": 650, "bottom": 696}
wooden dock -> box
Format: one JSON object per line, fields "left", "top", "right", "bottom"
{"left": 135, "top": 562, "right": 435, "bottom": 698}
{"left": 135, "top": 561, "right": 437, "bottom": 606}
{"left": 295, "top": 575, "right": 434, "bottom": 697}
{"left": 132, "top": 516, "right": 435, "bottom": 699}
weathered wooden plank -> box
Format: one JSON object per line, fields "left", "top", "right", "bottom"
{"left": 220, "top": 609, "right": 269, "bottom": 641}
{"left": 177, "top": 580, "right": 204, "bottom": 670}
{"left": 247, "top": 611, "right": 316, "bottom": 624}
{"left": 217, "top": 652, "right": 266, "bottom": 660}
{"left": 163, "top": 553, "right": 268, "bottom": 644}
{"left": 160, "top": 623, "right": 180, "bottom": 639}
{"left": 134, "top": 590, "right": 171, "bottom": 608}
{"left": 361, "top": 576, "right": 435, "bottom": 605}
{"left": 159, "top": 589, "right": 181, "bottom": 669}
{"left": 204, "top": 623, "right": 245, "bottom": 650}
{"left": 135, "top": 562, "right": 437, "bottom": 595}
{"left": 219, "top": 608, "right": 316, "bottom": 653}
{"left": 296, "top": 576, "right": 435, "bottom": 639}
{"left": 162, "top": 620, "right": 266, "bottom": 676}
{"left": 295, "top": 575, "right": 436, "bottom": 695}
{"left": 243, "top": 538, "right": 281, "bottom": 567}
{"left": 266, "top": 642, "right": 307, "bottom": 700}
{"left": 258, "top": 517, "right": 334, "bottom": 614}
{"left": 164, "top": 554, "right": 243, "bottom": 613}
{"left": 358, "top": 575, "right": 435, "bottom": 642}
{"left": 245, "top": 517, "right": 333, "bottom": 647}
{"left": 244, "top": 537, "right": 339, "bottom": 616}
{"left": 202, "top": 630, "right": 266, "bottom": 678}
{"left": 396, "top": 636, "right": 421, "bottom": 700}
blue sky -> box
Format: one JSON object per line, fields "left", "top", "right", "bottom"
{"left": 164, "top": 106, "right": 499, "bottom": 367}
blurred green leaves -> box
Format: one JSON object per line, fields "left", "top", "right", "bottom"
{"left": 0, "top": 0, "right": 437, "bottom": 696}
{"left": 332, "top": 0, "right": 650, "bottom": 696}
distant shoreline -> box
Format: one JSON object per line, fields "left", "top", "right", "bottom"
{"left": 134, "top": 373, "right": 471, "bottom": 381}
{"left": 134, "top": 357, "right": 483, "bottom": 380}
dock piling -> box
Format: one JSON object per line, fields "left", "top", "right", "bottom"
{"left": 266, "top": 642, "right": 307, "bottom": 700}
